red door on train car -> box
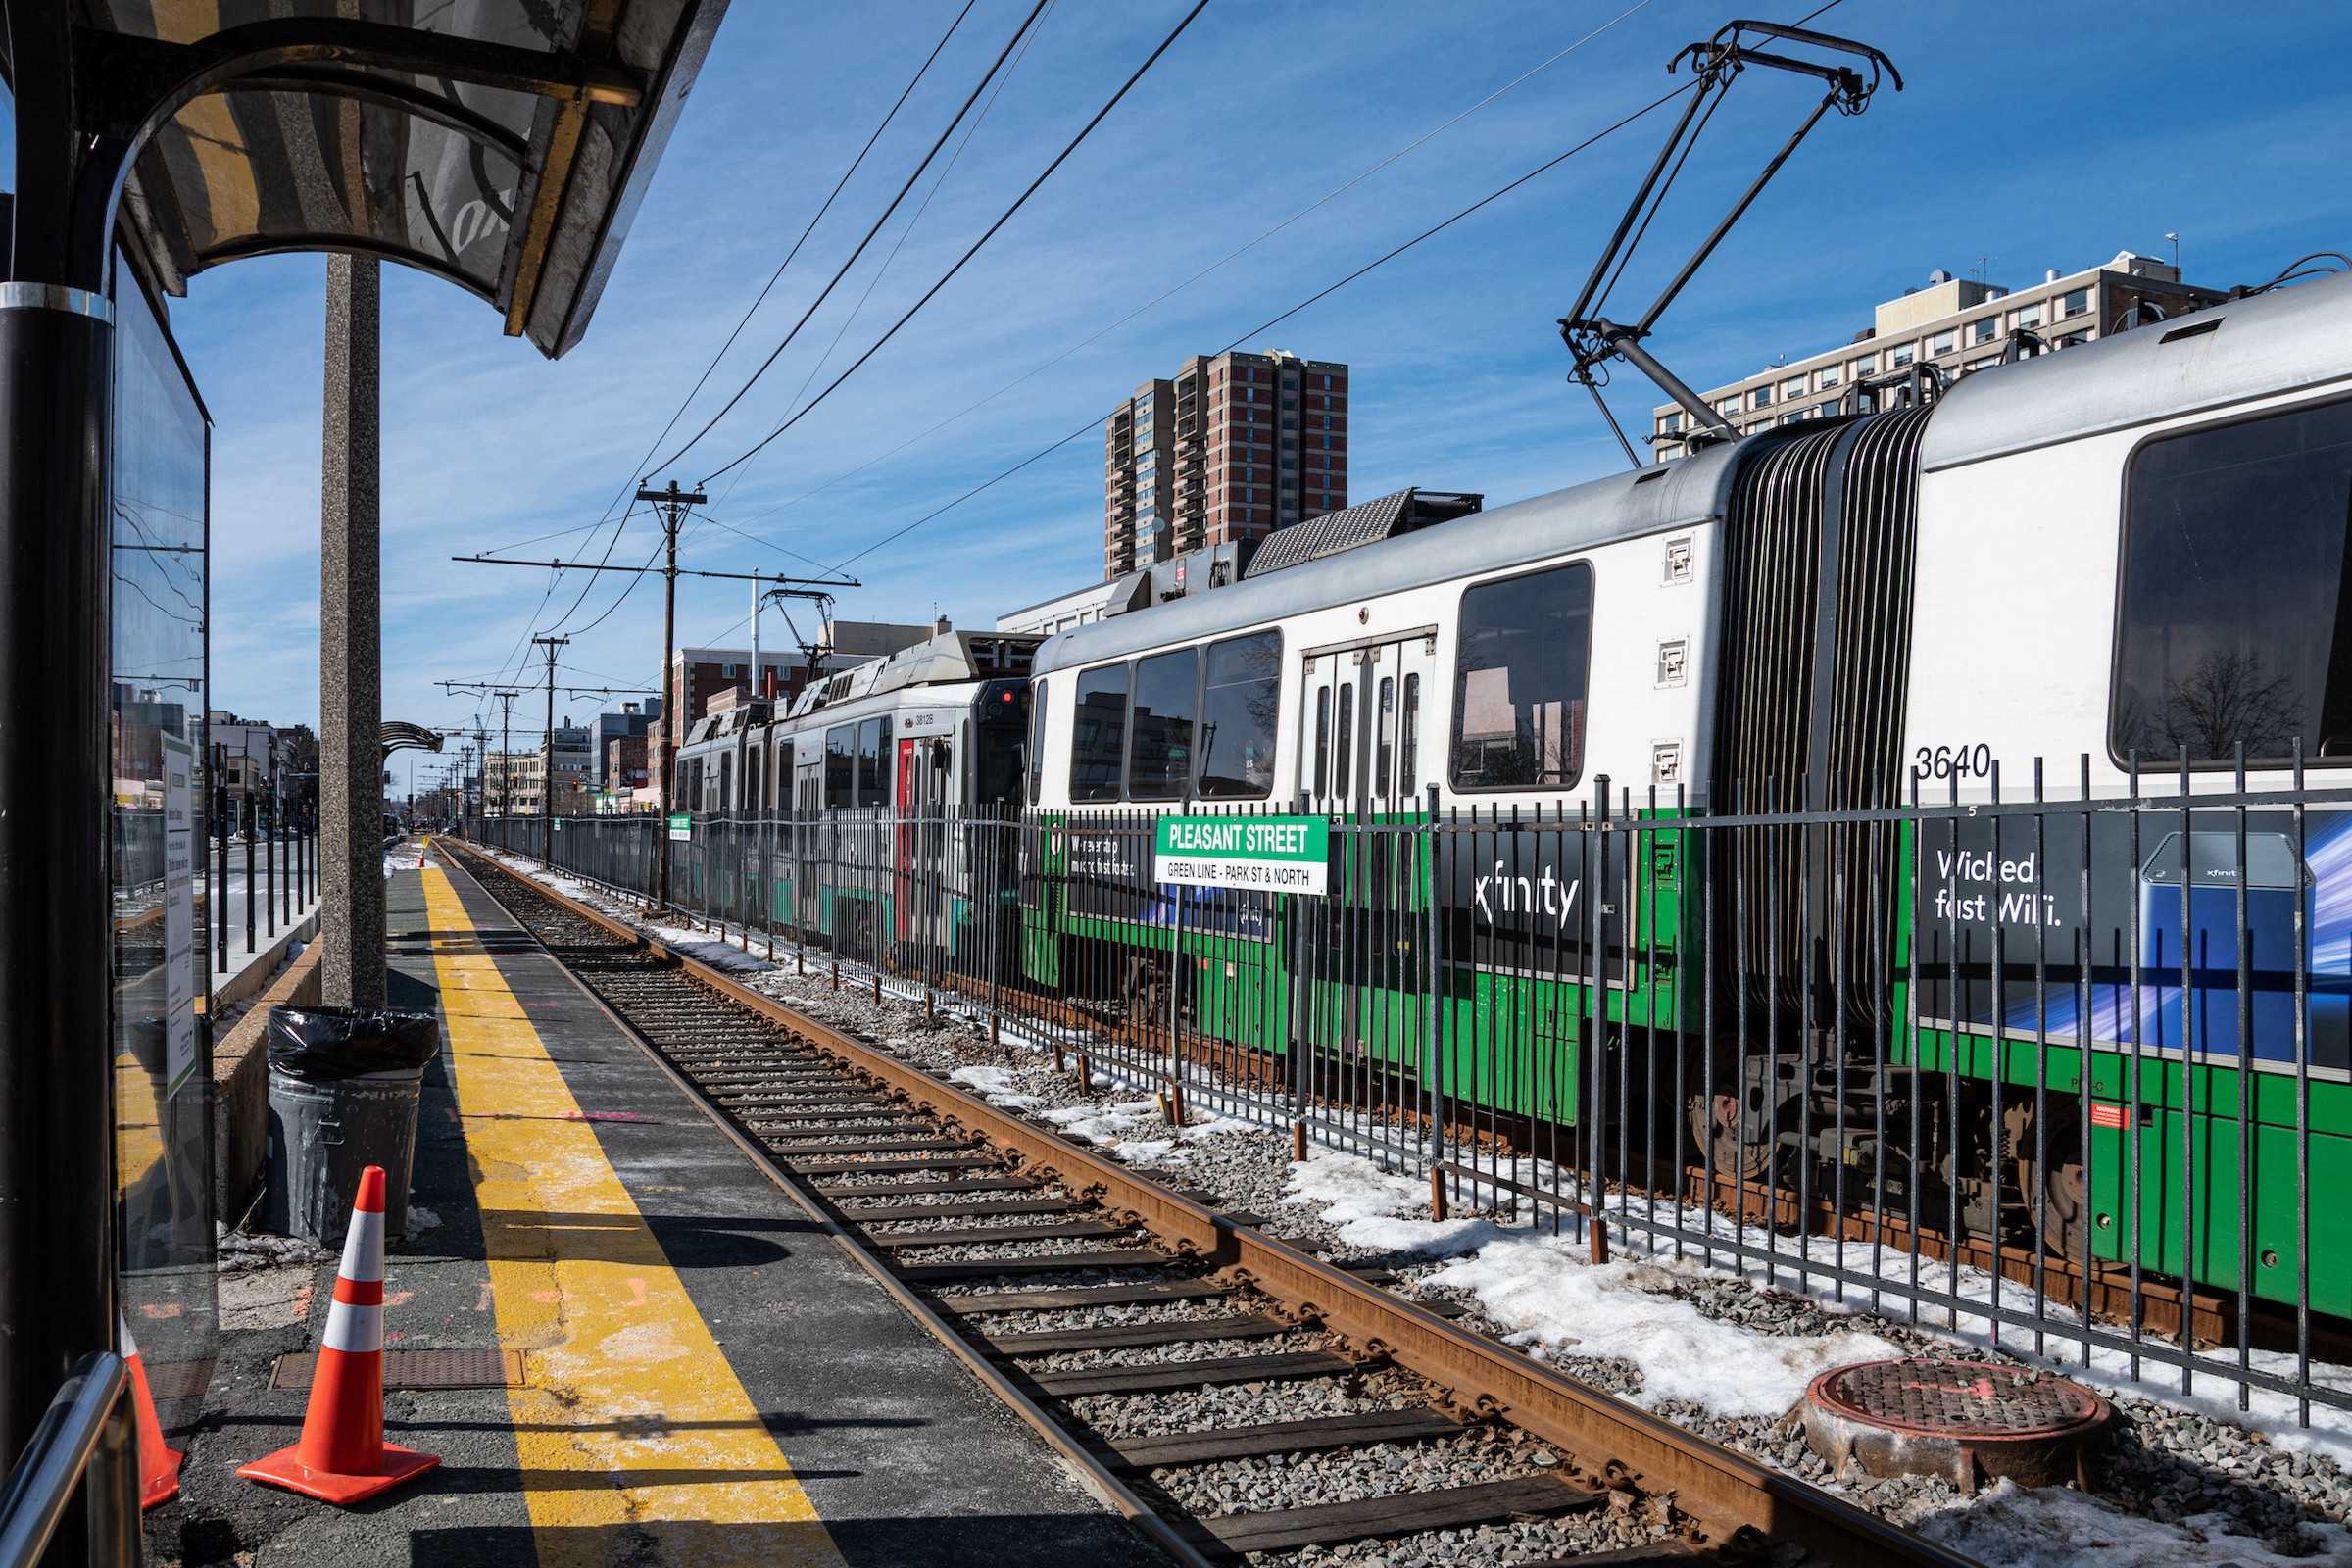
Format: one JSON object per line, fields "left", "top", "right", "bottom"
{"left": 896, "top": 738, "right": 919, "bottom": 945}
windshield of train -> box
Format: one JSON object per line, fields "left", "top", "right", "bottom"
{"left": 2115, "top": 397, "right": 2352, "bottom": 766}
{"left": 974, "top": 680, "right": 1030, "bottom": 808}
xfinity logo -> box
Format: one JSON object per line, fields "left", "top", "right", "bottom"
{"left": 1473, "top": 861, "right": 1580, "bottom": 929}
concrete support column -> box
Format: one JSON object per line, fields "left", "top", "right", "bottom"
{"left": 318, "top": 254, "right": 384, "bottom": 1006}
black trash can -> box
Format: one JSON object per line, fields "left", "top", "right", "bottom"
{"left": 260, "top": 1005, "right": 441, "bottom": 1244}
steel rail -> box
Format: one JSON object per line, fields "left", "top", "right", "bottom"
{"left": 441, "top": 843, "right": 1218, "bottom": 1568}
{"left": 444, "top": 837, "right": 1980, "bottom": 1567}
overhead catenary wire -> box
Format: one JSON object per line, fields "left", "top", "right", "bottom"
{"left": 702, "top": 0, "right": 1657, "bottom": 542}
{"left": 829, "top": 76, "right": 1698, "bottom": 573}
{"left": 644, "top": 0, "right": 982, "bottom": 484}
{"left": 693, "top": 0, "right": 1214, "bottom": 488}
{"left": 645, "top": 0, "right": 1054, "bottom": 479}
{"left": 488, "top": 1, "right": 989, "bottom": 675}
{"left": 712, "top": 0, "right": 1061, "bottom": 510}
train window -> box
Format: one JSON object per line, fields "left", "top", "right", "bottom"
{"left": 1450, "top": 562, "right": 1594, "bottom": 791}
{"left": 718, "top": 755, "right": 733, "bottom": 813}
{"left": 857, "top": 717, "right": 890, "bottom": 808}
{"left": 1335, "top": 683, "right": 1354, "bottom": 800}
{"left": 1070, "top": 664, "right": 1129, "bottom": 801}
{"left": 824, "top": 725, "right": 854, "bottom": 808}
{"left": 975, "top": 683, "right": 1029, "bottom": 810}
{"left": 1312, "top": 686, "right": 1331, "bottom": 798}
{"left": 1129, "top": 648, "right": 1200, "bottom": 799}
{"left": 1400, "top": 673, "right": 1420, "bottom": 794}
{"left": 2113, "top": 399, "right": 2352, "bottom": 767}
{"left": 1375, "top": 676, "right": 1396, "bottom": 796}
{"left": 747, "top": 749, "right": 763, "bottom": 813}
{"left": 1199, "top": 631, "right": 1280, "bottom": 799}
{"left": 1027, "top": 680, "right": 1048, "bottom": 804}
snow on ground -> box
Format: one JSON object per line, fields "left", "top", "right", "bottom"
{"left": 947, "top": 1064, "right": 1044, "bottom": 1110}
{"left": 1283, "top": 1150, "right": 1905, "bottom": 1419}
{"left": 646, "top": 924, "right": 772, "bottom": 975}
{"left": 460, "top": 846, "right": 2352, "bottom": 1536}
{"left": 1922, "top": 1478, "right": 2352, "bottom": 1566}
{"left": 1040, "top": 1097, "right": 1254, "bottom": 1166}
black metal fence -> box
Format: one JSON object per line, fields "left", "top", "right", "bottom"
{"left": 462, "top": 759, "right": 2352, "bottom": 1428}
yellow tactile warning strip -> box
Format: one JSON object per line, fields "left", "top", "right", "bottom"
{"left": 421, "top": 863, "right": 846, "bottom": 1567}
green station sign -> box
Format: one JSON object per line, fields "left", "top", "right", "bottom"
{"left": 668, "top": 812, "right": 693, "bottom": 842}
{"left": 1152, "top": 814, "right": 1328, "bottom": 895}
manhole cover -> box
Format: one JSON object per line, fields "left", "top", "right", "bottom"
{"left": 1804, "top": 1358, "right": 2110, "bottom": 1491}
{"left": 271, "top": 1348, "right": 524, "bottom": 1392}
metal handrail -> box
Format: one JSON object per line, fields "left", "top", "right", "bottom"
{"left": 0, "top": 1351, "right": 135, "bottom": 1568}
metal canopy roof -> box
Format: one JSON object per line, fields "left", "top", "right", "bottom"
{"left": 42, "top": 1, "right": 727, "bottom": 357}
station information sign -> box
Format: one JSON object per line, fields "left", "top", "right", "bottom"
{"left": 1152, "top": 814, "right": 1328, "bottom": 895}
{"left": 668, "top": 813, "right": 693, "bottom": 841}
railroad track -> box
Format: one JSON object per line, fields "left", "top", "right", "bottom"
{"left": 445, "top": 839, "right": 1974, "bottom": 1568}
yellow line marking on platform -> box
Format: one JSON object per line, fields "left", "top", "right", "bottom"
{"left": 422, "top": 865, "right": 844, "bottom": 1567}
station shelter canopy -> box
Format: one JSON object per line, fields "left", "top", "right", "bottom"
{"left": 59, "top": 1, "right": 725, "bottom": 357}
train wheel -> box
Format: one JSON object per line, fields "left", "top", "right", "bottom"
{"left": 1688, "top": 1091, "right": 1772, "bottom": 1183}
{"left": 2016, "top": 1107, "right": 2090, "bottom": 1259}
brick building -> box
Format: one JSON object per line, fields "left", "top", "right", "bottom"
{"left": 604, "top": 733, "right": 649, "bottom": 802}
{"left": 1104, "top": 349, "right": 1348, "bottom": 579}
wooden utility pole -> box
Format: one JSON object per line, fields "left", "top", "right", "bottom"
{"left": 532, "top": 635, "right": 569, "bottom": 862}
{"left": 636, "top": 482, "right": 702, "bottom": 906}
{"left": 438, "top": 682, "right": 522, "bottom": 822}
{"left": 452, "top": 490, "right": 854, "bottom": 903}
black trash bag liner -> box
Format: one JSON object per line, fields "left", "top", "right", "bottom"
{"left": 266, "top": 1005, "right": 441, "bottom": 1081}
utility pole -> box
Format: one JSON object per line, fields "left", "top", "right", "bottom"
{"left": 533, "top": 635, "right": 569, "bottom": 863}
{"left": 637, "top": 480, "right": 703, "bottom": 906}
{"left": 453, "top": 492, "right": 854, "bottom": 901}
{"left": 495, "top": 690, "right": 516, "bottom": 819}
{"left": 437, "top": 681, "right": 523, "bottom": 821}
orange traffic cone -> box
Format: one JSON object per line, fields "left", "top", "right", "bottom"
{"left": 120, "top": 1310, "right": 183, "bottom": 1509}
{"left": 237, "top": 1166, "right": 439, "bottom": 1503}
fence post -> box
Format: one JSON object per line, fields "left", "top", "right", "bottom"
{"left": 244, "top": 799, "right": 256, "bottom": 956}
{"left": 1166, "top": 845, "right": 1184, "bottom": 1128}
{"left": 1423, "top": 782, "right": 1444, "bottom": 1198}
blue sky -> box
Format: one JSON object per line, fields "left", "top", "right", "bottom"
{"left": 21, "top": 0, "right": 2352, "bottom": 754}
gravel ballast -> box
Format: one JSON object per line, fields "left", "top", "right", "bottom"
{"left": 474, "top": 850, "right": 2352, "bottom": 1567}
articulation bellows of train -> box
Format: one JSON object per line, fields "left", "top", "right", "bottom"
{"left": 677, "top": 267, "right": 2352, "bottom": 1319}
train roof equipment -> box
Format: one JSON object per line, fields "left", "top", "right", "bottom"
{"left": 1243, "top": 488, "right": 1485, "bottom": 579}
{"left": 1033, "top": 437, "right": 1762, "bottom": 676}
{"left": 786, "top": 628, "right": 1043, "bottom": 719}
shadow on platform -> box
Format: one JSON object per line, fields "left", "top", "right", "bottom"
{"left": 474, "top": 1207, "right": 823, "bottom": 1267}
{"left": 407, "top": 1514, "right": 1167, "bottom": 1567}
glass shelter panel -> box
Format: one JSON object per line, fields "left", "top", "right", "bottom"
{"left": 111, "top": 262, "right": 215, "bottom": 1433}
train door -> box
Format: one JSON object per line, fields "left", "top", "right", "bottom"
{"left": 1299, "top": 632, "right": 1435, "bottom": 813}
{"left": 1298, "top": 633, "right": 1436, "bottom": 1074}
{"left": 895, "top": 736, "right": 920, "bottom": 948}
{"left": 794, "top": 743, "right": 824, "bottom": 931}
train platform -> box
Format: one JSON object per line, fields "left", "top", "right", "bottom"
{"left": 153, "top": 844, "right": 1165, "bottom": 1567}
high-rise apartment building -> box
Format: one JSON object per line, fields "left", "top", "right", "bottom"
{"left": 1104, "top": 349, "right": 1348, "bottom": 580}
{"left": 1649, "top": 252, "right": 2227, "bottom": 461}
